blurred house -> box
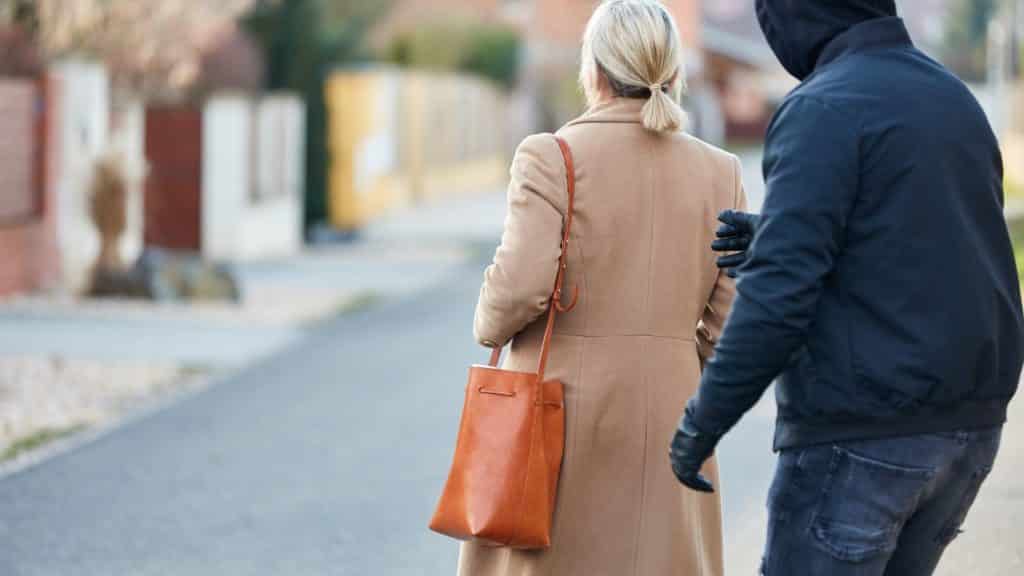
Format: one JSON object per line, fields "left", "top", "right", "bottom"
{"left": 0, "top": 73, "right": 60, "bottom": 298}
{"left": 1, "top": 22, "right": 152, "bottom": 297}
{"left": 144, "top": 94, "right": 305, "bottom": 262}
{"left": 142, "top": 24, "right": 305, "bottom": 263}
{"left": 702, "top": 0, "right": 788, "bottom": 142}
{"left": 0, "top": 24, "right": 42, "bottom": 77}
{"left": 0, "top": 25, "right": 58, "bottom": 298}
{"left": 0, "top": 26, "right": 122, "bottom": 297}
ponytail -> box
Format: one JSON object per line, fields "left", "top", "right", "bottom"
{"left": 642, "top": 83, "right": 686, "bottom": 134}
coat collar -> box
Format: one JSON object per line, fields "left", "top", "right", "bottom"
{"left": 816, "top": 16, "right": 914, "bottom": 70}
{"left": 566, "top": 97, "right": 646, "bottom": 127}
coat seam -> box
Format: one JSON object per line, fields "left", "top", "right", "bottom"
{"left": 555, "top": 337, "right": 586, "bottom": 576}
{"left": 577, "top": 236, "right": 589, "bottom": 334}
{"left": 643, "top": 138, "right": 657, "bottom": 332}
{"left": 630, "top": 338, "right": 651, "bottom": 576}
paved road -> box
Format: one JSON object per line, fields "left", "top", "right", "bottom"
{"left": 0, "top": 153, "right": 775, "bottom": 575}
{"left": 0, "top": 247, "right": 777, "bottom": 575}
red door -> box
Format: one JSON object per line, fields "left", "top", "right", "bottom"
{"left": 144, "top": 107, "right": 202, "bottom": 252}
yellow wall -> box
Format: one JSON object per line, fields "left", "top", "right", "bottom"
{"left": 326, "top": 68, "right": 508, "bottom": 231}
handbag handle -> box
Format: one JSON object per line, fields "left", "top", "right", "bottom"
{"left": 489, "top": 135, "right": 578, "bottom": 385}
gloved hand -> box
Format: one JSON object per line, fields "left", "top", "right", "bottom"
{"left": 711, "top": 210, "right": 762, "bottom": 278}
{"left": 669, "top": 407, "right": 720, "bottom": 493}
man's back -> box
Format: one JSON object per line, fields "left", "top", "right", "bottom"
{"left": 687, "top": 16, "right": 1023, "bottom": 450}
{"left": 760, "top": 20, "right": 1024, "bottom": 447}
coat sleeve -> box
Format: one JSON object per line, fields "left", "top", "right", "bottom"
{"left": 687, "top": 96, "right": 861, "bottom": 436}
{"left": 474, "top": 134, "right": 567, "bottom": 347}
{"left": 697, "top": 156, "right": 747, "bottom": 365}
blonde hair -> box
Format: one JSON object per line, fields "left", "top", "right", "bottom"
{"left": 580, "top": 0, "right": 688, "bottom": 134}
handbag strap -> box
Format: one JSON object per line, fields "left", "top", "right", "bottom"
{"left": 488, "top": 135, "right": 578, "bottom": 383}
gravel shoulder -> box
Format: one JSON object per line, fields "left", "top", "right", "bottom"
{"left": 0, "top": 233, "right": 477, "bottom": 479}
{"left": 0, "top": 355, "right": 216, "bottom": 478}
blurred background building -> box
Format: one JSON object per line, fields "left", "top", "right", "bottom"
{"left": 0, "top": 0, "right": 1021, "bottom": 299}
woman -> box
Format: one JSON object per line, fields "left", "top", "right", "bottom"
{"left": 460, "top": 1, "right": 746, "bottom": 574}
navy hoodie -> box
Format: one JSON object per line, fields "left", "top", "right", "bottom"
{"left": 687, "top": 0, "right": 1024, "bottom": 449}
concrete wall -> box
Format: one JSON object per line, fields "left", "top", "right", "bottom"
{"left": 201, "top": 95, "right": 304, "bottom": 261}
{"left": 325, "top": 68, "right": 507, "bottom": 231}
{"left": 51, "top": 59, "right": 110, "bottom": 293}
{"left": 109, "top": 101, "right": 147, "bottom": 267}
{"left": 326, "top": 70, "right": 404, "bottom": 230}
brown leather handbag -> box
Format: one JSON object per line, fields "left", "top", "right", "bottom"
{"left": 429, "top": 136, "right": 578, "bottom": 550}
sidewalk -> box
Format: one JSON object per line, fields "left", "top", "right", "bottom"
{"left": 722, "top": 392, "right": 1024, "bottom": 576}
{"left": 937, "top": 394, "right": 1024, "bottom": 575}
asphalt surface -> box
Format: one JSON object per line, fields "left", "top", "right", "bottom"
{"left": 0, "top": 251, "right": 777, "bottom": 576}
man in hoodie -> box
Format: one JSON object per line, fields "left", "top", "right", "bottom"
{"left": 669, "top": 1, "right": 1024, "bottom": 574}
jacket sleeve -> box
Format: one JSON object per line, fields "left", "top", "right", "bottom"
{"left": 688, "top": 96, "right": 861, "bottom": 436}
{"left": 474, "top": 134, "right": 566, "bottom": 347}
{"left": 697, "top": 156, "right": 747, "bottom": 364}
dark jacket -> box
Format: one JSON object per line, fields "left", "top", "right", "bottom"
{"left": 688, "top": 2, "right": 1024, "bottom": 450}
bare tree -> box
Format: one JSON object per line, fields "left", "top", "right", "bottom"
{"left": 33, "top": 0, "right": 257, "bottom": 100}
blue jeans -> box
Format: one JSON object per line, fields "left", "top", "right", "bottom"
{"left": 761, "top": 428, "right": 1002, "bottom": 575}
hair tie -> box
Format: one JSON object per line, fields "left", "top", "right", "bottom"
{"left": 650, "top": 83, "right": 663, "bottom": 95}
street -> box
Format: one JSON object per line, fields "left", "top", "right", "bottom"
{"left": 0, "top": 246, "right": 777, "bottom": 576}
{"left": 1, "top": 1, "right": 1021, "bottom": 573}
{"left": 0, "top": 151, "right": 777, "bottom": 575}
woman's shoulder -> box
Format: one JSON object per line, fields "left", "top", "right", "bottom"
{"left": 513, "top": 132, "right": 565, "bottom": 167}
{"left": 676, "top": 134, "right": 744, "bottom": 206}
{"left": 509, "top": 133, "right": 570, "bottom": 211}
{"left": 674, "top": 132, "right": 741, "bottom": 174}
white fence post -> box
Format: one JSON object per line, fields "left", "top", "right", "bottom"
{"left": 51, "top": 59, "right": 110, "bottom": 293}
{"left": 202, "top": 93, "right": 304, "bottom": 262}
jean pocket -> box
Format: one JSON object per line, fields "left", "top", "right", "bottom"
{"left": 810, "top": 446, "right": 936, "bottom": 563}
{"left": 936, "top": 466, "right": 992, "bottom": 545}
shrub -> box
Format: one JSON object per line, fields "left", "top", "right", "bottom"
{"left": 385, "top": 23, "right": 521, "bottom": 90}
{"left": 460, "top": 26, "right": 520, "bottom": 90}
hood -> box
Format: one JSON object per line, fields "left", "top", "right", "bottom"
{"left": 755, "top": 0, "right": 898, "bottom": 80}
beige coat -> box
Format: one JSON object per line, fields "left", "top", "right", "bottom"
{"left": 460, "top": 98, "right": 746, "bottom": 576}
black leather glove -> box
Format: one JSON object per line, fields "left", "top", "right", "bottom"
{"left": 711, "top": 210, "right": 762, "bottom": 278}
{"left": 669, "top": 406, "right": 720, "bottom": 493}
